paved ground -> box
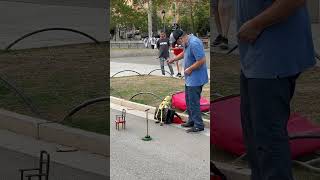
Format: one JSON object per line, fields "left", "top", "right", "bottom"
{"left": 0, "top": 147, "right": 106, "bottom": 180}
{"left": 0, "top": 129, "right": 108, "bottom": 179}
{"left": 0, "top": 0, "right": 107, "bottom": 50}
{"left": 110, "top": 106, "right": 210, "bottom": 180}
{"left": 110, "top": 51, "right": 211, "bottom": 78}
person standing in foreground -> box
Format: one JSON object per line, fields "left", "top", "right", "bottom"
{"left": 236, "top": 0, "right": 315, "bottom": 179}
{"left": 157, "top": 31, "right": 174, "bottom": 76}
{"left": 168, "top": 30, "right": 208, "bottom": 133}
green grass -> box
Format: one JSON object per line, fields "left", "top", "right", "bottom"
{"left": 0, "top": 43, "right": 109, "bottom": 135}
{"left": 110, "top": 75, "right": 210, "bottom": 108}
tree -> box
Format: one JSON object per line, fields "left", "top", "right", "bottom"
{"left": 174, "top": 0, "right": 209, "bottom": 36}
{"left": 111, "top": 0, "right": 147, "bottom": 40}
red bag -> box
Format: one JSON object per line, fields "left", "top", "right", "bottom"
{"left": 172, "top": 91, "right": 210, "bottom": 112}
{"left": 172, "top": 116, "right": 184, "bottom": 124}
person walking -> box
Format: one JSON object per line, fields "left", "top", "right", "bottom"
{"left": 212, "top": 0, "right": 234, "bottom": 50}
{"left": 168, "top": 29, "right": 208, "bottom": 133}
{"left": 236, "top": 0, "right": 316, "bottom": 179}
{"left": 157, "top": 31, "right": 174, "bottom": 76}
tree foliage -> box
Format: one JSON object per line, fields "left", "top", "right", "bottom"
{"left": 111, "top": 0, "right": 209, "bottom": 37}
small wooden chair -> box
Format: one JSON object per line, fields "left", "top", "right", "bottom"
{"left": 115, "top": 109, "right": 126, "bottom": 130}
{"left": 19, "top": 150, "right": 50, "bottom": 180}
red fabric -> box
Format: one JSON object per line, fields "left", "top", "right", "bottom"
{"left": 211, "top": 176, "right": 222, "bottom": 180}
{"left": 211, "top": 95, "right": 320, "bottom": 159}
{"left": 173, "top": 48, "right": 183, "bottom": 56}
{"left": 172, "top": 116, "right": 184, "bottom": 124}
{"left": 172, "top": 92, "right": 210, "bottom": 112}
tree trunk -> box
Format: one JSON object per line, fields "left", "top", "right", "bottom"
{"left": 190, "top": 3, "right": 195, "bottom": 33}
{"left": 148, "top": 0, "right": 153, "bottom": 38}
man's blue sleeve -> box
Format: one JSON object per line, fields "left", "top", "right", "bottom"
{"left": 191, "top": 40, "right": 205, "bottom": 61}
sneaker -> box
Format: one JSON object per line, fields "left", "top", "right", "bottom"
{"left": 213, "top": 34, "right": 223, "bottom": 46}
{"left": 186, "top": 127, "right": 204, "bottom": 133}
{"left": 176, "top": 73, "right": 182, "bottom": 78}
{"left": 181, "top": 122, "right": 194, "bottom": 128}
{"left": 220, "top": 37, "right": 229, "bottom": 50}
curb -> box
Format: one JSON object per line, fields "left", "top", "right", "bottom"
{"left": 110, "top": 96, "right": 210, "bottom": 128}
{"left": 0, "top": 109, "right": 109, "bottom": 156}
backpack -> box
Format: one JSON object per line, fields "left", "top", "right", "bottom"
{"left": 154, "top": 107, "right": 182, "bottom": 124}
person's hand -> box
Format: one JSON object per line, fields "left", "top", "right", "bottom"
{"left": 184, "top": 67, "right": 192, "bottom": 75}
{"left": 167, "top": 58, "right": 175, "bottom": 64}
{"left": 237, "top": 20, "right": 263, "bottom": 44}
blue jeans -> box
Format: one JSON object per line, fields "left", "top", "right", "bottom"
{"left": 240, "top": 72, "right": 299, "bottom": 180}
{"left": 185, "top": 85, "right": 204, "bottom": 129}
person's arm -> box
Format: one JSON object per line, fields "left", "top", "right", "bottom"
{"left": 238, "top": 0, "right": 306, "bottom": 43}
{"left": 157, "top": 39, "right": 160, "bottom": 49}
{"left": 184, "top": 57, "right": 206, "bottom": 75}
{"left": 184, "top": 41, "right": 206, "bottom": 75}
{"left": 167, "top": 50, "right": 184, "bottom": 63}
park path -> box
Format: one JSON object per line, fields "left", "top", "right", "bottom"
{"left": 0, "top": 129, "right": 108, "bottom": 179}
{"left": 110, "top": 104, "right": 210, "bottom": 180}
{"left": 110, "top": 52, "right": 211, "bottom": 78}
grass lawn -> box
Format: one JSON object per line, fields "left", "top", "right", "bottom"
{"left": 0, "top": 43, "right": 109, "bottom": 135}
{"left": 110, "top": 75, "right": 210, "bottom": 108}
{"left": 212, "top": 52, "right": 320, "bottom": 179}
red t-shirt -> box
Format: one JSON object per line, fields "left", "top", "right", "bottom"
{"left": 172, "top": 47, "right": 183, "bottom": 56}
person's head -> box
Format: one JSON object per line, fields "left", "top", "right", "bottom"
{"left": 170, "top": 29, "right": 188, "bottom": 47}
{"left": 160, "top": 31, "right": 166, "bottom": 39}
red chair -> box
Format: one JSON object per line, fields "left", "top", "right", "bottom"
{"left": 115, "top": 109, "right": 126, "bottom": 130}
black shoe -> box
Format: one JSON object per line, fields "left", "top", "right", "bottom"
{"left": 220, "top": 37, "right": 229, "bottom": 50}
{"left": 181, "top": 122, "right": 194, "bottom": 128}
{"left": 213, "top": 34, "right": 223, "bottom": 46}
{"left": 186, "top": 127, "right": 204, "bottom": 133}
{"left": 176, "top": 73, "right": 182, "bottom": 78}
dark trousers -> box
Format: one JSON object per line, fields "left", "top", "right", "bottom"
{"left": 240, "top": 72, "right": 299, "bottom": 180}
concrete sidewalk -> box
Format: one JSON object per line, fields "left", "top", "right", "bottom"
{"left": 111, "top": 61, "right": 211, "bottom": 79}
{"left": 110, "top": 54, "right": 211, "bottom": 78}
{"left": 110, "top": 105, "right": 210, "bottom": 180}
{"left": 0, "top": 129, "right": 108, "bottom": 179}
